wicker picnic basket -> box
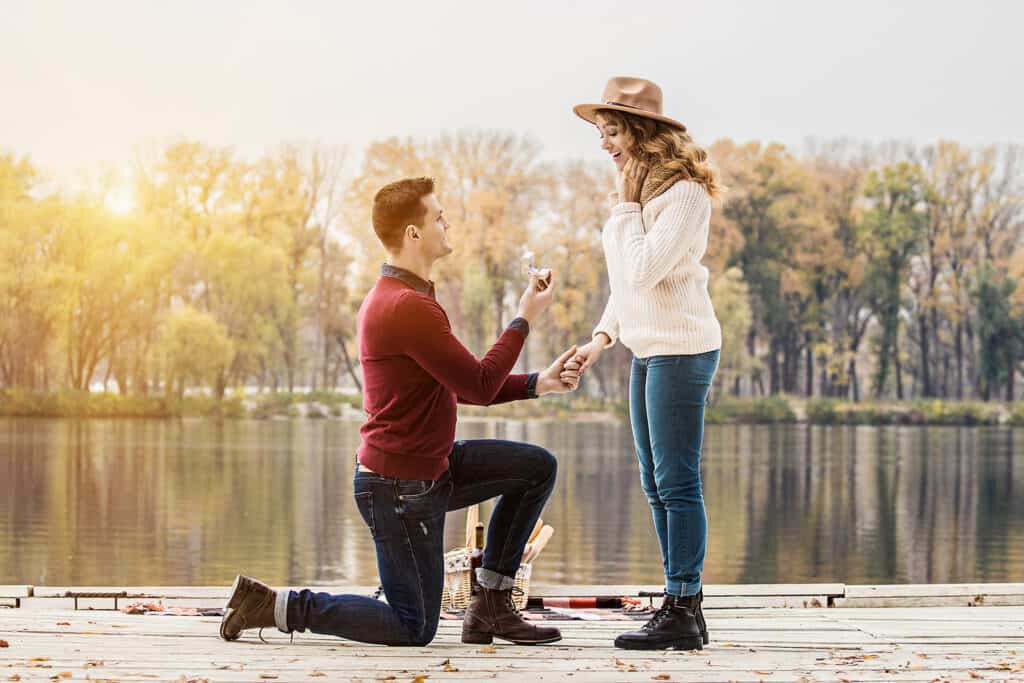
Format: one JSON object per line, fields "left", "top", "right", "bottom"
{"left": 441, "top": 504, "right": 549, "bottom": 611}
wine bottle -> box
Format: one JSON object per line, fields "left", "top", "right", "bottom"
{"left": 469, "top": 521, "right": 485, "bottom": 595}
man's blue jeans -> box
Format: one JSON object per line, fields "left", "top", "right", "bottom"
{"left": 629, "top": 349, "right": 720, "bottom": 598}
{"left": 284, "top": 439, "right": 557, "bottom": 645}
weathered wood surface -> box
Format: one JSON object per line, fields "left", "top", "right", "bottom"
{"left": 835, "top": 583, "right": 1024, "bottom": 608}
{"left": 18, "top": 583, "right": 1024, "bottom": 612}
{"left": 1, "top": 606, "right": 1022, "bottom": 681}
{"left": 29, "top": 583, "right": 847, "bottom": 598}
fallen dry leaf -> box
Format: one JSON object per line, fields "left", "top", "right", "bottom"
{"left": 652, "top": 675, "right": 672, "bottom": 681}
{"left": 59, "top": 673, "right": 72, "bottom": 679}
{"left": 615, "top": 659, "right": 638, "bottom": 673}
{"left": 441, "top": 659, "right": 458, "bottom": 673}
{"left": 308, "top": 672, "right": 326, "bottom": 678}
{"left": 968, "top": 673, "right": 984, "bottom": 680}
{"left": 9, "top": 676, "right": 21, "bottom": 682}
{"left": 56, "top": 622, "right": 70, "bottom": 626}
{"left": 84, "top": 661, "right": 104, "bottom": 668}
{"left": 478, "top": 645, "right": 497, "bottom": 654}
{"left": 259, "top": 675, "right": 278, "bottom": 680}
{"left": 411, "top": 676, "right": 430, "bottom": 683}
{"left": 31, "top": 658, "right": 50, "bottom": 663}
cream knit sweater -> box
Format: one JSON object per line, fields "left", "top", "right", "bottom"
{"left": 593, "top": 180, "right": 722, "bottom": 358}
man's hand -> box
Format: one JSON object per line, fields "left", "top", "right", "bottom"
{"left": 516, "top": 269, "right": 554, "bottom": 323}
{"left": 536, "top": 346, "right": 581, "bottom": 396}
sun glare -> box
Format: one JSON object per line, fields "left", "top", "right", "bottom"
{"left": 106, "top": 188, "right": 136, "bottom": 216}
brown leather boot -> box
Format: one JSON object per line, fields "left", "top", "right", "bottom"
{"left": 220, "top": 575, "right": 278, "bottom": 641}
{"left": 461, "top": 587, "right": 561, "bottom": 645}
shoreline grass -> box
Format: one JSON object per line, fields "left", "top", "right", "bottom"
{"left": 1, "top": 389, "right": 1021, "bottom": 426}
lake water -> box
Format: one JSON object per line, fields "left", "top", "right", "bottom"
{"left": 1, "top": 418, "right": 1022, "bottom": 588}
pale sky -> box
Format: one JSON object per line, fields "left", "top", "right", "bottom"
{"left": 3, "top": 0, "right": 1022, "bottom": 182}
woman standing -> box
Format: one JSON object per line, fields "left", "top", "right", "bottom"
{"left": 568, "top": 77, "right": 722, "bottom": 651}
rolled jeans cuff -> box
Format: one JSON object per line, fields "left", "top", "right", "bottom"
{"left": 476, "top": 567, "right": 515, "bottom": 590}
{"left": 666, "top": 579, "right": 702, "bottom": 598}
{"left": 275, "top": 589, "right": 292, "bottom": 633}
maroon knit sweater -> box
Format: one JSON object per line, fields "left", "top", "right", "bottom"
{"left": 356, "top": 269, "right": 535, "bottom": 480}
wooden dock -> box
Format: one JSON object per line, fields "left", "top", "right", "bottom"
{"left": 2, "top": 584, "right": 1023, "bottom": 681}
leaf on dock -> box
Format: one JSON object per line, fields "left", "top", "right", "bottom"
{"left": 614, "top": 659, "right": 637, "bottom": 672}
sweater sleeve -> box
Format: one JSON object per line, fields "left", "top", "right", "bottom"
{"left": 610, "top": 182, "right": 711, "bottom": 291}
{"left": 396, "top": 291, "right": 526, "bottom": 405}
{"left": 458, "top": 372, "right": 538, "bottom": 406}
{"left": 593, "top": 296, "right": 619, "bottom": 348}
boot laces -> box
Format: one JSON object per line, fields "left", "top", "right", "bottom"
{"left": 642, "top": 597, "right": 676, "bottom": 631}
{"left": 504, "top": 586, "right": 526, "bottom": 617}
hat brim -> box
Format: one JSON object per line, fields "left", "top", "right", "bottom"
{"left": 573, "top": 103, "right": 686, "bottom": 132}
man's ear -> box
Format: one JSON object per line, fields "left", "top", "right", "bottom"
{"left": 405, "top": 224, "right": 420, "bottom": 242}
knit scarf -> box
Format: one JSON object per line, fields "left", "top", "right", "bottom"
{"left": 639, "top": 164, "right": 689, "bottom": 206}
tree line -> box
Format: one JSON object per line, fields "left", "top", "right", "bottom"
{"left": 1, "top": 134, "right": 1022, "bottom": 404}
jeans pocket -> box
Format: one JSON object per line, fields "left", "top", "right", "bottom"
{"left": 354, "top": 491, "right": 375, "bottom": 536}
{"left": 397, "top": 471, "right": 450, "bottom": 501}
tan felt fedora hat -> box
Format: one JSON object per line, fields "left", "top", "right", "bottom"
{"left": 573, "top": 76, "right": 686, "bottom": 132}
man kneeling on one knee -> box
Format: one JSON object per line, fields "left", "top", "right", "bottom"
{"left": 220, "top": 177, "right": 580, "bottom": 646}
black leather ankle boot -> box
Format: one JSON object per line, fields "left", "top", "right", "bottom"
{"left": 678, "top": 590, "right": 708, "bottom": 645}
{"left": 613, "top": 594, "right": 703, "bottom": 651}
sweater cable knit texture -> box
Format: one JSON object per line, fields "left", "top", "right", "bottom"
{"left": 594, "top": 179, "right": 722, "bottom": 358}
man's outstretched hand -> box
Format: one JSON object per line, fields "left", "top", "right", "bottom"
{"left": 536, "top": 346, "right": 581, "bottom": 396}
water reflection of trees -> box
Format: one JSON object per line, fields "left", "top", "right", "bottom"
{"left": 0, "top": 419, "right": 1021, "bottom": 586}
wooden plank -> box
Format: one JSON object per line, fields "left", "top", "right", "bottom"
{"left": 834, "top": 594, "right": 1024, "bottom": 608}
{"left": 29, "top": 583, "right": 848, "bottom": 601}
{"left": 844, "top": 582, "right": 1024, "bottom": 598}
{"left": 31, "top": 585, "right": 379, "bottom": 599}
{"left": 0, "top": 584, "right": 31, "bottom": 598}
{"left": 531, "top": 583, "right": 846, "bottom": 598}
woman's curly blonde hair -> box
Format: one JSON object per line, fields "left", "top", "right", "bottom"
{"left": 596, "top": 109, "right": 723, "bottom": 200}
